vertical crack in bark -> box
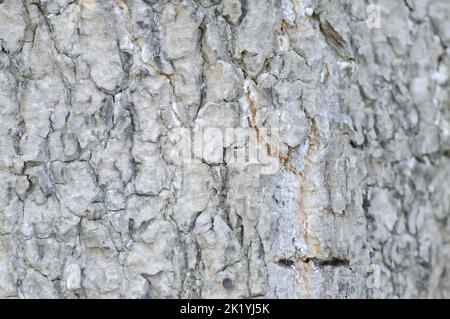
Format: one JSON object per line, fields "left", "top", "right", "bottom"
{"left": 0, "top": 0, "right": 449, "bottom": 299}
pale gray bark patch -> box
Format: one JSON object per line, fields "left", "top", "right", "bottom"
{"left": 0, "top": 0, "right": 449, "bottom": 298}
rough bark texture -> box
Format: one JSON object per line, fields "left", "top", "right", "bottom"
{"left": 0, "top": 0, "right": 449, "bottom": 299}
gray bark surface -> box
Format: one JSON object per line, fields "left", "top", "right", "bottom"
{"left": 0, "top": 0, "right": 449, "bottom": 298}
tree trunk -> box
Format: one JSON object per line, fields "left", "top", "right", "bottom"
{"left": 0, "top": 0, "right": 449, "bottom": 298}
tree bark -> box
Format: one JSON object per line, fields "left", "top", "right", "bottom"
{"left": 0, "top": 0, "right": 449, "bottom": 298}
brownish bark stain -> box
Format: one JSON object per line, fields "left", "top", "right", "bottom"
{"left": 245, "top": 89, "right": 303, "bottom": 176}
